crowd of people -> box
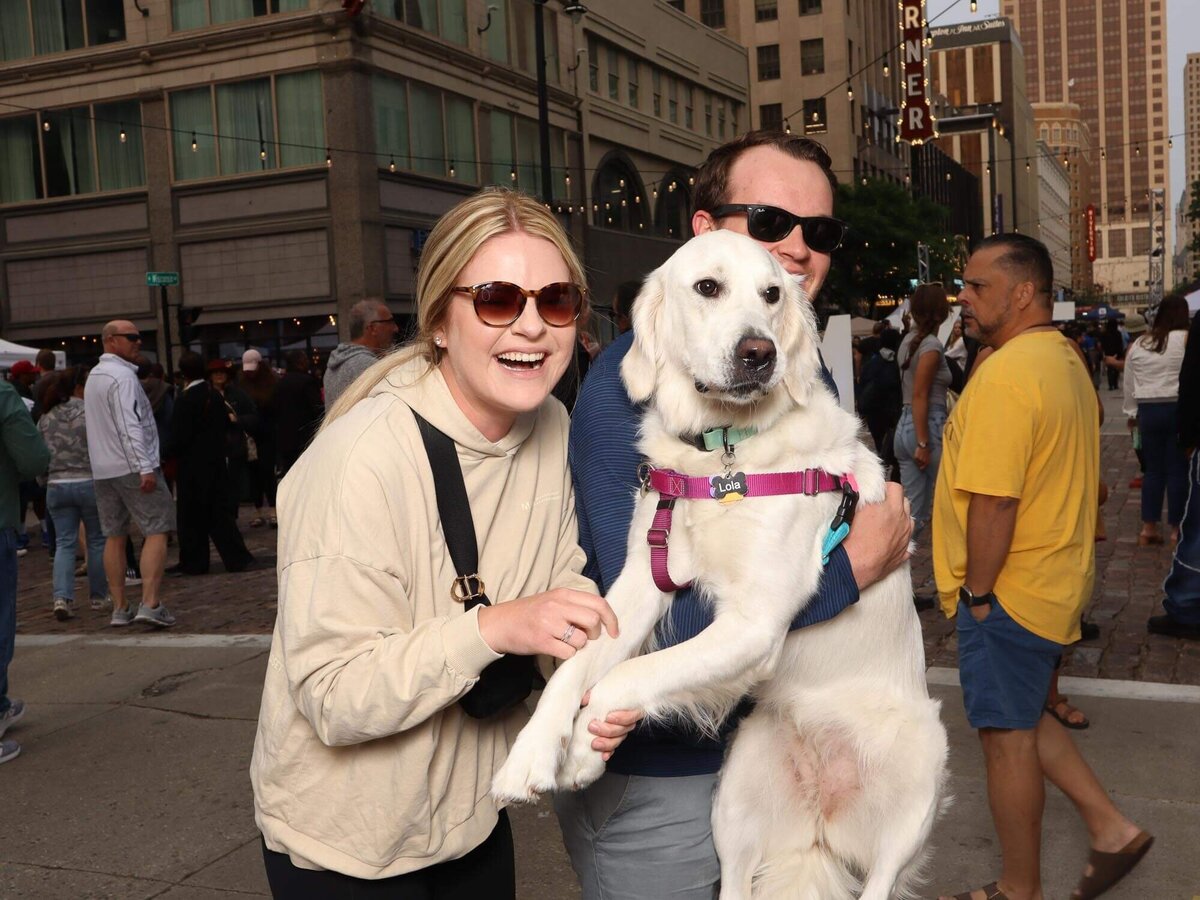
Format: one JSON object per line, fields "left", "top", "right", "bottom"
{"left": 0, "top": 127, "right": 1196, "bottom": 900}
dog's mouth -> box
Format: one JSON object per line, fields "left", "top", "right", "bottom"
{"left": 693, "top": 379, "right": 767, "bottom": 399}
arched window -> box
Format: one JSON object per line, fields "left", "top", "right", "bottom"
{"left": 654, "top": 168, "right": 693, "bottom": 238}
{"left": 592, "top": 155, "right": 648, "bottom": 231}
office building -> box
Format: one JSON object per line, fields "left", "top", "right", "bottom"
{"left": 1001, "top": 0, "right": 1169, "bottom": 304}
{"left": 1035, "top": 141, "right": 1071, "bottom": 293}
{"left": 0, "top": 0, "right": 747, "bottom": 361}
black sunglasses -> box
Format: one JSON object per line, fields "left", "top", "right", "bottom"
{"left": 708, "top": 204, "right": 847, "bottom": 253}
{"left": 112, "top": 333, "right": 142, "bottom": 342}
{"left": 451, "top": 281, "right": 585, "bottom": 328}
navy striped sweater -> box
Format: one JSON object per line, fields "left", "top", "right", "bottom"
{"left": 568, "top": 330, "right": 860, "bottom": 776}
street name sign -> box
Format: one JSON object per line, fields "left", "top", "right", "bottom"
{"left": 146, "top": 272, "right": 180, "bottom": 287}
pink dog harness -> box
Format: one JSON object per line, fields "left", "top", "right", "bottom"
{"left": 643, "top": 466, "right": 859, "bottom": 592}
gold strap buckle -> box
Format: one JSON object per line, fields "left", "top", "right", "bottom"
{"left": 450, "top": 574, "right": 486, "bottom": 603}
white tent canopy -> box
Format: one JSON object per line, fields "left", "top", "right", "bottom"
{"left": 0, "top": 338, "right": 66, "bottom": 370}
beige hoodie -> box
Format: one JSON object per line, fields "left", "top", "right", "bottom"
{"left": 251, "top": 356, "right": 594, "bottom": 878}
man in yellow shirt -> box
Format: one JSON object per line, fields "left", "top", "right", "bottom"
{"left": 933, "top": 234, "right": 1151, "bottom": 900}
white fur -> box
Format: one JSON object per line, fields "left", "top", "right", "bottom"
{"left": 492, "top": 231, "right": 948, "bottom": 899}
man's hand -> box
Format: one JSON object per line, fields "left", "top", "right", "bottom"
{"left": 139, "top": 472, "right": 156, "bottom": 493}
{"left": 580, "top": 689, "right": 643, "bottom": 761}
{"left": 843, "top": 482, "right": 913, "bottom": 590}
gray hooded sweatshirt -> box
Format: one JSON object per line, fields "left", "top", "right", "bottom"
{"left": 323, "top": 343, "right": 380, "bottom": 408}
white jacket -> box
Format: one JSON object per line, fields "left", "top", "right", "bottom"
{"left": 1122, "top": 330, "right": 1188, "bottom": 417}
{"left": 251, "top": 356, "right": 593, "bottom": 878}
{"left": 83, "top": 354, "right": 160, "bottom": 479}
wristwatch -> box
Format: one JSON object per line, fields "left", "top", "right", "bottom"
{"left": 959, "top": 585, "right": 996, "bottom": 608}
{"left": 916, "top": 440, "right": 929, "bottom": 449}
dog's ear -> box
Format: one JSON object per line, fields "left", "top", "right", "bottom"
{"left": 620, "top": 267, "right": 666, "bottom": 403}
{"left": 780, "top": 280, "right": 823, "bottom": 408}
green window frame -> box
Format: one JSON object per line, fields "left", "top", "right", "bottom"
{"left": 373, "top": 73, "right": 477, "bottom": 183}
{"left": 171, "top": 0, "right": 309, "bottom": 32}
{"left": 0, "top": 0, "right": 126, "bottom": 61}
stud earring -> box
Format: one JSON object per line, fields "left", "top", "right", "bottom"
{"left": 434, "top": 336, "right": 444, "bottom": 346}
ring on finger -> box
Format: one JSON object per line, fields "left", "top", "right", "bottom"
{"left": 559, "top": 624, "right": 576, "bottom": 643}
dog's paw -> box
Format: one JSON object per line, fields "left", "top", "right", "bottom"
{"left": 555, "top": 705, "right": 612, "bottom": 791}
{"left": 490, "top": 726, "right": 569, "bottom": 804}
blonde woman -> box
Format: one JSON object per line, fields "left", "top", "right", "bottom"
{"left": 251, "top": 189, "right": 637, "bottom": 897}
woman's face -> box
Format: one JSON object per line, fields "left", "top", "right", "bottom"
{"left": 210, "top": 371, "right": 228, "bottom": 390}
{"left": 952, "top": 320, "right": 963, "bottom": 339}
{"left": 436, "top": 231, "right": 577, "bottom": 441}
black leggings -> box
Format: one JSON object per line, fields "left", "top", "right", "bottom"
{"left": 261, "top": 810, "right": 515, "bottom": 899}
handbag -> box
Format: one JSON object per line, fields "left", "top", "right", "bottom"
{"left": 412, "top": 409, "right": 537, "bottom": 720}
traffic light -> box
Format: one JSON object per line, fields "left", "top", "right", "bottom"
{"left": 177, "top": 306, "right": 203, "bottom": 345}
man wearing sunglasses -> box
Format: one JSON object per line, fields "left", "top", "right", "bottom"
{"left": 85, "top": 321, "right": 176, "bottom": 628}
{"left": 324, "top": 298, "right": 400, "bottom": 408}
{"left": 556, "top": 132, "right": 914, "bottom": 899}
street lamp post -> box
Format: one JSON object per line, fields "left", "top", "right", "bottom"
{"left": 533, "top": 2, "right": 587, "bottom": 205}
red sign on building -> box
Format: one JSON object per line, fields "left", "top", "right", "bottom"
{"left": 898, "top": 0, "right": 936, "bottom": 144}
{"left": 1086, "top": 204, "right": 1097, "bottom": 262}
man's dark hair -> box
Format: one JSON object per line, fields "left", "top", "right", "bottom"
{"left": 178, "top": 351, "right": 205, "bottom": 381}
{"left": 976, "top": 233, "right": 1054, "bottom": 307}
{"left": 285, "top": 349, "right": 310, "bottom": 373}
{"left": 879, "top": 327, "right": 902, "bottom": 352}
{"left": 35, "top": 348, "right": 56, "bottom": 370}
{"left": 693, "top": 130, "right": 838, "bottom": 215}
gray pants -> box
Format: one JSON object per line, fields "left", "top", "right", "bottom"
{"left": 554, "top": 772, "right": 719, "bottom": 900}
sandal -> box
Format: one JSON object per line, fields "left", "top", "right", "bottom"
{"left": 1071, "top": 831, "right": 1154, "bottom": 899}
{"left": 946, "top": 882, "right": 1008, "bottom": 900}
{"left": 1045, "top": 695, "right": 1090, "bottom": 729}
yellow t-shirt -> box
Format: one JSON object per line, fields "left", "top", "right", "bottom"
{"left": 933, "top": 330, "right": 1098, "bottom": 644}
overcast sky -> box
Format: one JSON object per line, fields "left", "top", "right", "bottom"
{"left": 926, "top": 0, "right": 1195, "bottom": 223}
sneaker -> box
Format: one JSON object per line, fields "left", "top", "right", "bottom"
{"left": 1147, "top": 614, "right": 1200, "bottom": 639}
{"left": 125, "top": 567, "right": 143, "bottom": 587}
{"left": 90, "top": 594, "right": 113, "bottom": 611}
{"left": 0, "top": 700, "right": 25, "bottom": 738}
{"left": 15, "top": 547, "right": 28, "bottom": 558}
{"left": 134, "top": 603, "right": 176, "bottom": 628}
{"left": 0, "top": 739, "right": 19, "bottom": 765}
{"left": 53, "top": 598, "right": 74, "bottom": 621}
{"left": 110, "top": 605, "right": 137, "bottom": 627}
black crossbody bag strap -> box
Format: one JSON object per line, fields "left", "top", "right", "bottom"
{"left": 411, "top": 408, "right": 535, "bottom": 719}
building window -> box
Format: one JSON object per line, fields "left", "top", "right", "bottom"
{"left": 627, "top": 57, "right": 640, "bottom": 108}
{"left": 718, "top": 101, "right": 726, "bottom": 138}
{"left": 800, "top": 38, "right": 824, "bottom": 75}
{"left": 760, "top": 103, "right": 783, "bottom": 132}
{"left": 684, "top": 86, "right": 694, "bottom": 129}
{"left": 704, "top": 95, "right": 713, "bottom": 135}
{"left": 172, "top": 0, "right": 309, "bottom": 31}
{"left": 0, "top": 99, "right": 145, "bottom": 204}
{"left": 170, "top": 71, "right": 325, "bottom": 181}
{"left": 607, "top": 45, "right": 620, "bottom": 101}
{"left": 668, "top": 77, "right": 679, "bottom": 124}
{"left": 653, "top": 69, "right": 663, "bottom": 117}
{"left": 484, "top": 1, "right": 556, "bottom": 80}
{"left": 592, "top": 157, "right": 646, "bottom": 232}
{"left": 700, "top": 0, "right": 725, "bottom": 28}
{"left": 655, "top": 169, "right": 692, "bottom": 238}
{"left": 798, "top": 0, "right": 821, "bottom": 14}
{"left": 755, "top": 0, "right": 778, "bottom": 21}
{"left": 666, "top": 0, "right": 684, "bottom": 8}
{"left": 372, "top": 75, "right": 478, "bottom": 183}
{"left": 803, "top": 97, "right": 827, "bottom": 134}
{"left": 1, "top": 0, "right": 126, "bottom": 60}
{"left": 587, "top": 35, "right": 599, "bottom": 92}
{"left": 757, "top": 44, "right": 781, "bottom": 81}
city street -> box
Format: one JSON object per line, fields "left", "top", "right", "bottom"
{"left": 3, "top": 388, "right": 1198, "bottom": 898}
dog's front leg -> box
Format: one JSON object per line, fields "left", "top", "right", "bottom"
{"left": 491, "top": 566, "right": 671, "bottom": 802}
{"left": 558, "top": 604, "right": 789, "bottom": 791}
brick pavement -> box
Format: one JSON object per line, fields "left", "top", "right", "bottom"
{"left": 16, "top": 391, "right": 1199, "bottom": 684}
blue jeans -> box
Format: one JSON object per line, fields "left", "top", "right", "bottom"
{"left": 894, "top": 404, "right": 947, "bottom": 537}
{"left": 555, "top": 771, "right": 720, "bottom": 899}
{"left": 1138, "top": 401, "right": 1189, "bottom": 525}
{"left": 0, "top": 528, "right": 16, "bottom": 716}
{"left": 1163, "top": 450, "right": 1200, "bottom": 625}
{"left": 47, "top": 481, "right": 108, "bottom": 602}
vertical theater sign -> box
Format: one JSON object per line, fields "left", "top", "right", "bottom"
{"left": 898, "top": 0, "right": 936, "bottom": 144}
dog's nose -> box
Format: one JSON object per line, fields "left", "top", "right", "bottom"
{"left": 734, "top": 336, "right": 776, "bottom": 381}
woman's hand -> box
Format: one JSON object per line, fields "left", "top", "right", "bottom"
{"left": 477, "top": 588, "right": 619, "bottom": 661}
{"left": 581, "top": 689, "right": 643, "bottom": 761}
{"left": 914, "top": 445, "right": 932, "bottom": 471}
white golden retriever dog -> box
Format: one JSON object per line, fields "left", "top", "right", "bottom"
{"left": 492, "top": 230, "right": 948, "bottom": 899}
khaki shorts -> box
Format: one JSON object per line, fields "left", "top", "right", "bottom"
{"left": 94, "top": 470, "right": 176, "bottom": 537}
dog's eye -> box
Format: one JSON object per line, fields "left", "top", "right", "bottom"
{"left": 763, "top": 285, "right": 781, "bottom": 305}
{"left": 694, "top": 278, "right": 720, "bottom": 297}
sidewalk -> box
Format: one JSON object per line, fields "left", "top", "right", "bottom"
{"left": 2, "top": 637, "right": 1197, "bottom": 898}
{"left": 4, "top": 386, "right": 1198, "bottom": 897}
